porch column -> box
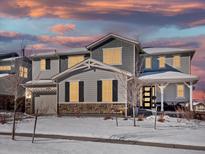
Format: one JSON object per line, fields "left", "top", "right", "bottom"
{"left": 158, "top": 84, "right": 168, "bottom": 112}
{"left": 184, "top": 82, "right": 193, "bottom": 111}
{"left": 189, "top": 82, "right": 193, "bottom": 111}
{"left": 56, "top": 83, "right": 60, "bottom": 116}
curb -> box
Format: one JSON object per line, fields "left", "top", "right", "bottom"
{"left": 0, "top": 132, "right": 205, "bottom": 151}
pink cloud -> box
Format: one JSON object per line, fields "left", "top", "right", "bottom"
{"left": 50, "top": 24, "right": 76, "bottom": 34}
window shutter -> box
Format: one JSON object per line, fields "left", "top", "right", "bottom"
{"left": 79, "top": 81, "right": 84, "bottom": 102}
{"left": 97, "top": 80, "right": 102, "bottom": 102}
{"left": 65, "top": 82, "right": 70, "bottom": 102}
{"left": 46, "top": 59, "right": 50, "bottom": 69}
{"left": 112, "top": 80, "right": 118, "bottom": 102}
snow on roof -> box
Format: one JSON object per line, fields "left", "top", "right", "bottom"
{"left": 143, "top": 48, "right": 195, "bottom": 55}
{"left": 0, "top": 57, "right": 20, "bottom": 62}
{"left": 139, "top": 71, "right": 198, "bottom": 83}
{"left": 24, "top": 80, "right": 56, "bottom": 87}
{"left": 0, "top": 73, "right": 10, "bottom": 78}
{"left": 30, "top": 48, "right": 89, "bottom": 58}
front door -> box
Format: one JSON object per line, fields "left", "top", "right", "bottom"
{"left": 143, "top": 86, "right": 155, "bottom": 109}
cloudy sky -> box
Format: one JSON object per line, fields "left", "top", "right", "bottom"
{"left": 0, "top": 0, "right": 205, "bottom": 98}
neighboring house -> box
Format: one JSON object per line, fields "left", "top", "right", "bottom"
{"left": 0, "top": 52, "right": 32, "bottom": 111}
{"left": 24, "top": 33, "right": 198, "bottom": 115}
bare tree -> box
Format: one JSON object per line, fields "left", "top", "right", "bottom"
{"left": 117, "top": 48, "right": 145, "bottom": 126}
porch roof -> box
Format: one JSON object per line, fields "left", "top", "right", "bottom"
{"left": 139, "top": 71, "right": 199, "bottom": 83}
{"left": 23, "top": 80, "right": 56, "bottom": 87}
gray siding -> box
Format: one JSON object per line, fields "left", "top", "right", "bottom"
{"left": 58, "top": 68, "right": 127, "bottom": 103}
{"left": 32, "top": 58, "right": 59, "bottom": 79}
{"left": 143, "top": 53, "right": 191, "bottom": 74}
{"left": 155, "top": 83, "right": 189, "bottom": 103}
{"left": 91, "top": 38, "right": 136, "bottom": 73}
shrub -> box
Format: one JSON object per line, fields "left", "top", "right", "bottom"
{"left": 158, "top": 113, "right": 165, "bottom": 123}
{"left": 137, "top": 114, "right": 144, "bottom": 121}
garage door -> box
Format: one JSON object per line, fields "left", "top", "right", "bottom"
{"left": 34, "top": 94, "right": 57, "bottom": 114}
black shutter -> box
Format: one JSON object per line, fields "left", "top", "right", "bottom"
{"left": 97, "top": 80, "right": 102, "bottom": 102}
{"left": 79, "top": 81, "right": 84, "bottom": 102}
{"left": 65, "top": 82, "right": 70, "bottom": 102}
{"left": 112, "top": 80, "right": 118, "bottom": 102}
{"left": 46, "top": 59, "right": 50, "bottom": 69}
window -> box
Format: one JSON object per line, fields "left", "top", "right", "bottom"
{"left": 0, "top": 66, "right": 11, "bottom": 71}
{"left": 102, "top": 80, "right": 113, "bottom": 102}
{"left": 68, "top": 55, "right": 84, "bottom": 68}
{"left": 69, "top": 81, "right": 79, "bottom": 102}
{"left": 177, "top": 84, "right": 184, "bottom": 97}
{"left": 40, "top": 59, "right": 46, "bottom": 70}
{"left": 19, "top": 66, "right": 28, "bottom": 78}
{"left": 40, "top": 59, "right": 50, "bottom": 70}
{"left": 145, "top": 57, "right": 152, "bottom": 69}
{"left": 103, "top": 47, "right": 122, "bottom": 65}
{"left": 159, "top": 56, "right": 165, "bottom": 68}
{"left": 173, "top": 55, "right": 181, "bottom": 68}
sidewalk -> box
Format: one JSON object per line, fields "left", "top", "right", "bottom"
{"left": 1, "top": 132, "right": 205, "bottom": 151}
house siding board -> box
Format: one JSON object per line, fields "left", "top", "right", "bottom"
{"left": 58, "top": 68, "right": 126, "bottom": 103}
{"left": 143, "top": 53, "right": 190, "bottom": 74}
{"left": 32, "top": 58, "right": 59, "bottom": 79}
{"left": 91, "top": 38, "right": 135, "bottom": 73}
{"left": 155, "top": 83, "right": 189, "bottom": 104}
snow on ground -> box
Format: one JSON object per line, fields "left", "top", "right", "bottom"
{"left": 1, "top": 116, "right": 205, "bottom": 146}
{"left": 0, "top": 135, "right": 204, "bottom": 154}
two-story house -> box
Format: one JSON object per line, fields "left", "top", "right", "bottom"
{"left": 0, "top": 52, "right": 31, "bottom": 111}
{"left": 24, "top": 33, "right": 198, "bottom": 115}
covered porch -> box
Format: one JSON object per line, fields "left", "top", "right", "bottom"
{"left": 139, "top": 71, "right": 199, "bottom": 111}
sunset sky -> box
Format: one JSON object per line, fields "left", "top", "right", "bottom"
{"left": 0, "top": 0, "right": 205, "bottom": 98}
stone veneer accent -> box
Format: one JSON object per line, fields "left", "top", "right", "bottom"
{"left": 59, "top": 103, "right": 125, "bottom": 115}
{"left": 25, "top": 98, "right": 33, "bottom": 114}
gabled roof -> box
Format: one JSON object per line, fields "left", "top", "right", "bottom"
{"left": 23, "top": 80, "right": 56, "bottom": 87}
{"left": 52, "top": 58, "right": 132, "bottom": 80}
{"left": 86, "top": 33, "right": 139, "bottom": 50}
{"left": 143, "top": 48, "right": 195, "bottom": 55}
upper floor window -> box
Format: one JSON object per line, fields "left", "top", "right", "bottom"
{"left": 173, "top": 55, "right": 181, "bottom": 68}
{"left": 0, "top": 66, "right": 11, "bottom": 71}
{"left": 103, "top": 47, "right": 122, "bottom": 65}
{"left": 19, "top": 66, "right": 28, "bottom": 78}
{"left": 177, "top": 84, "right": 184, "bottom": 97}
{"left": 40, "top": 58, "right": 50, "bottom": 71}
{"left": 159, "top": 56, "right": 165, "bottom": 68}
{"left": 145, "top": 57, "right": 152, "bottom": 69}
{"left": 68, "top": 55, "right": 84, "bottom": 68}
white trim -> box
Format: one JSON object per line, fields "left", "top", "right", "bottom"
{"left": 52, "top": 58, "right": 132, "bottom": 80}
{"left": 86, "top": 33, "right": 139, "bottom": 49}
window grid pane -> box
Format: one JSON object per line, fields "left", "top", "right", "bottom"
{"left": 173, "top": 55, "right": 181, "bottom": 68}
{"left": 177, "top": 84, "right": 184, "bottom": 97}
{"left": 70, "top": 81, "right": 79, "bottom": 102}
{"left": 159, "top": 56, "right": 165, "bottom": 68}
{"left": 102, "top": 80, "right": 112, "bottom": 102}
{"left": 40, "top": 59, "right": 46, "bottom": 70}
{"left": 145, "top": 57, "right": 152, "bottom": 69}
{"left": 0, "top": 66, "right": 11, "bottom": 71}
{"left": 103, "top": 47, "right": 121, "bottom": 65}
{"left": 68, "top": 55, "right": 84, "bottom": 68}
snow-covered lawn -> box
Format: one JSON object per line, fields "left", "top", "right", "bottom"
{"left": 1, "top": 116, "right": 205, "bottom": 146}
{"left": 0, "top": 135, "right": 204, "bottom": 154}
